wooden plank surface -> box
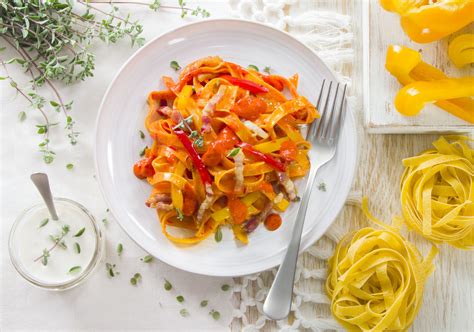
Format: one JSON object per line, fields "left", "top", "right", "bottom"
{"left": 364, "top": 0, "right": 473, "bottom": 133}
{"left": 231, "top": 1, "right": 474, "bottom": 331}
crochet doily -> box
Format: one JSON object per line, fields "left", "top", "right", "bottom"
{"left": 228, "top": 1, "right": 356, "bottom": 330}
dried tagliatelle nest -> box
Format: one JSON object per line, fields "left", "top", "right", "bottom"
{"left": 326, "top": 199, "right": 438, "bottom": 331}
{"left": 401, "top": 136, "right": 473, "bottom": 249}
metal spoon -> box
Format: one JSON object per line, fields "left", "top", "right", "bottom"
{"left": 30, "top": 173, "right": 59, "bottom": 220}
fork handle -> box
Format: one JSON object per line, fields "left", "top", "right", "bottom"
{"left": 263, "top": 162, "right": 320, "bottom": 320}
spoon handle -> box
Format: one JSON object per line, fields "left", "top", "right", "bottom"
{"left": 30, "top": 173, "right": 59, "bottom": 220}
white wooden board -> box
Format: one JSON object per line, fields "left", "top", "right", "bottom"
{"left": 363, "top": 1, "right": 473, "bottom": 134}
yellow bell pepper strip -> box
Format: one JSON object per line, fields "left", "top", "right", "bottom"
{"left": 395, "top": 77, "right": 474, "bottom": 117}
{"left": 386, "top": 45, "right": 474, "bottom": 123}
{"left": 448, "top": 34, "right": 474, "bottom": 68}
{"left": 380, "top": 0, "right": 474, "bottom": 43}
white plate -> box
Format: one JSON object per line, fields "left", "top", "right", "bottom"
{"left": 95, "top": 19, "right": 357, "bottom": 277}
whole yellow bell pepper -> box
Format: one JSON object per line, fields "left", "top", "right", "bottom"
{"left": 395, "top": 78, "right": 474, "bottom": 116}
{"left": 380, "top": 0, "right": 474, "bottom": 43}
{"left": 448, "top": 34, "right": 474, "bottom": 68}
{"left": 386, "top": 45, "right": 474, "bottom": 123}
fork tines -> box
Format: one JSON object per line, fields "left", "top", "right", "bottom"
{"left": 313, "top": 79, "right": 347, "bottom": 143}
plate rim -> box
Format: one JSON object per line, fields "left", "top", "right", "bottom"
{"left": 94, "top": 18, "right": 358, "bottom": 277}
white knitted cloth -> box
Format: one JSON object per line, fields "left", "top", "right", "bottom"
{"left": 228, "top": 1, "right": 356, "bottom": 330}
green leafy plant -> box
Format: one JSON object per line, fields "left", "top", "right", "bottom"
{"left": 0, "top": 0, "right": 209, "bottom": 163}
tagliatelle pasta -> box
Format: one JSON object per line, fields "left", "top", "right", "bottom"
{"left": 326, "top": 198, "right": 438, "bottom": 331}
{"left": 133, "top": 56, "right": 319, "bottom": 244}
{"left": 401, "top": 136, "right": 474, "bottom": 249}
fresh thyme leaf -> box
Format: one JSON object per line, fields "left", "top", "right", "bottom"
{"left": 106, "top": 208, "right": 110, "bottom": 212}
{"left": 221, "top": 284, "right": 230, "bottom": 291}
{"left": 141, "top": 255, "right": 153, "bottom": 263}
{"left": 41, "top": 249, "right": 49, "bottom": 266}
{"left": 175, "top": 208, "right": 184, "bottom": 221}
{"left": 317, "top": 182, "right": 327, "bottom": 192}
{"left": 164, "top": 279, "right": 172, "bottom": 291}
{"left": 176, "top": 295, "right": 184, "bottom": 303}
{"left": 209, "top": 309, "right": 220, "bottom": 320}
{"left": 18, "top": 111, "right": 26, "bottom": 122}
{"left": 227, "top": 147, "right": 241, "bottom": 158}
{"left": 102, "top": 218, "right": 109, "bottom": 226}
{"left": 39, "top": 218, "right": 49, "bottom": 228}
{"left": 139, "top": 146, "right": 147, "bottom": 157}
{"left": 73, "top": 227, "right": 85, "bottom": 237}
{"left": 134, "top": 273, "right": 142, "bottom": 280}
{"left": 170, "top": 60, "right": 181, "bottom": 71}
{"left": 117, "top": 243, "right": 123, "bottom": 256}
{"left": 66, "top": 163, "right": 74, "bottom": 170}
{"left": 149, "top": 0, "right": 161, "bottom": 11}
{"left": 130, "top": 273, "right": 141, "bottom": 285}
{"left": 74, "top": 242, "right": 81, "bottom": 254}
{"left": 130, "top": 277, "right": 137, "bottom": 285}
{"left": 248, "top": 64, "right": 259, "bottom": 72}
{"left": 106, "top": 262, "right": 118, "bottom": 277}
{"left": 193, "top": 136, "right": 204, "bottom": 148}
{"left": 179, "top": 308, "right": 189, "bottom": 317}
{"left": 58, "top": 241, "right": 67, "bottom": 249}
{"left": 139, "top": 130, "right": 145, "bottom": 139}
{"left": 200, "top": 300, "right": 208, "bottom": 307}
{"left": 69, "top": 266, "right": 81, "bottom": 274}
{"left": 214, "top": 227, "right": 222, "bottom": 243}
{"left": 263, "top": 66, "right": 271, "bottom": 74}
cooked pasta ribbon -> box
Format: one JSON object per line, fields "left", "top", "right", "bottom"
{"left": 133, "top": 56, "right": 319, "bottom": 244}
{"left": 326, "top": 198, "right": 438, "bottom": 331}
{"left": 400, "top": 136, "right": 473, "bottom": 249}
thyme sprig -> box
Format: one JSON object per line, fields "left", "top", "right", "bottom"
{"left": 34, "top": 224, "right": 70, "bottom": 265}
{"left": 1, "top": 0, "right": 210, "bottom": 163}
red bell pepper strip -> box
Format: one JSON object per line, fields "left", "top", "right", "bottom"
{"left": 237, "top": 142, "right": 286, "bottom": 172}
{"left": 173, "top": 128, "right": 212, "bottom": 185}
{"left": 220, "top": 75, "right": 269, "bottom": 94}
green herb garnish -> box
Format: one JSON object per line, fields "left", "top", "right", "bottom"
{"left": 139, "top": 146, "right": 147, "bottom": 157}
{"left": 38, "top": 218, "right": 49, "bottom": 228}
{"left": 164, "top": 279, "right": 172, "bottom": 291}
{"left": 66, "top": 163, "right": 74, "bottom": 170}
{"left": 179, "top": 308, "right": 189, "bottom": 317}
{"left": 35, "top": 224, "right": 70, "bottom": 265}
{"left": 106, "top": 263, "right": 118, "bottom": 277}
{"left": 263, "top": 66, "right": 271, "bottom": 74}
{"left": 130, "top": 272, "right": 142, "bottom": 286}
{"left": 73, "top": 227, "right": 85, "bottom": 237}
{"left": 209, "top": 309, "right": 220, "bottom": 320}
{"left": 176, "top": 295, "right": 184, "bottom": 303}
{"left": 214, "top": 227, "right": 222, "bottom": 243}
{"left": 117, "top": 243, "right": 123, "bottom": 256}
{"left": 74, "top": 242, "right": 81, "bottom": 254}
{"left": 248, "top": 64, "right": 259, "bottom": 72}
{"left": 221, "top": 284, "right": 230, "bottom": 291}
{"left": 170, "top": 60, "right": 181, "bottom": 71}
{"left": 69, "top": 266, "right": 81, "bottom": 274}
{"left": 200, "top": 300, "right": 208, "bottom": 307}
{"left": 18, "top": 111, "right": 26, "bottom": 122}
{"left": 227, "top": 147, "right": 241, "bottom": 158}
{"left": 141, "top": 255, "right": 153, "bottom": 263}
{"left": 317, "top": 182, "right": 327, "bottom": 192}
{"left": 175, "top": 208, "right": 184, "bottom": 221}
{"left": 139, "top": 130, "right": 145, "bottom": 139}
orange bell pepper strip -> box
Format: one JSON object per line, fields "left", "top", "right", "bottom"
{"left": 448, "top": 34, "right": 474, "bottom": 68}
{"left": 380, "top": 0, "right": 474, "bottom": 43}
{"left": 386, "top": 45, "right": 474, "bottom": 123}
{"left": 395, "top": 77, "right": 474, "bottom": 117}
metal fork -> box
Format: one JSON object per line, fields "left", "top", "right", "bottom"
{"left": 263, "top": 80, "right": 347, "bottom": 320}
